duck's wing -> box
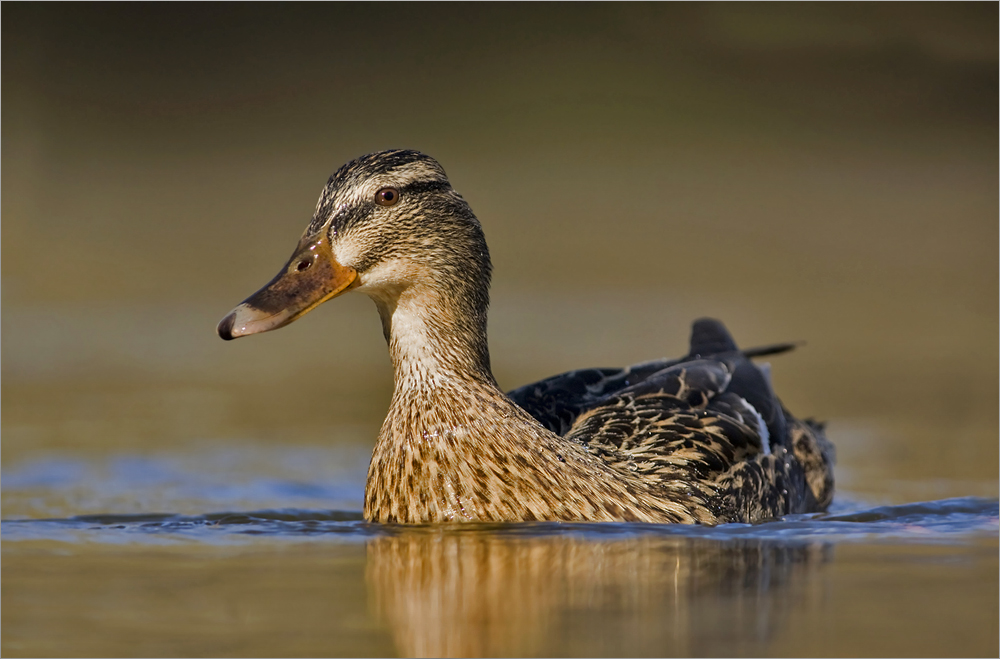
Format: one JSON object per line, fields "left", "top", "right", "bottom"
{"left": 506, "top": 360, "right": 681, "bottom": 436}
{"left": 546, "top": 319, "right": 834, "bottom": 522}
{"left": 507, "top": 317, "right": 798, "bottom": 437}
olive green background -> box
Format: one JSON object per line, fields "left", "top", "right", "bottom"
{"left": 5, "top": 3, "right": 997, "bottom": 492}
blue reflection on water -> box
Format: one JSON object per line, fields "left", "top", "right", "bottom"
{"left": 2, "top": 444, "right": 369, "bottom": 519}
{"left": 2, "top": 447, "right": 997, "bottom": 545}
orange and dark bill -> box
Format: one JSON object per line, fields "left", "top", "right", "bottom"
{"left": 217, "top": 234, "right": 358, "bottom": 340}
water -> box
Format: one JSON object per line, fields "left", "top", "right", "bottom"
{"left": 4, "top": 491, "right": 997, "bottom": 546}
{"left": 3, "top": 449, "right": 997, "bottom": 657}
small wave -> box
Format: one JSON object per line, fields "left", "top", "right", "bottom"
{"left": 2, "top": 497, "right": 996, "bottom": 545}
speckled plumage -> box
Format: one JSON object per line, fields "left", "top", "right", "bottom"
{"left": 221, "top": 149, "right": 835, "bottom": 524}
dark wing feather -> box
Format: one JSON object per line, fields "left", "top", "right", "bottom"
{"left": 507, "top": 317, "right": 798, "bottom": 438}
{"left": 562, "top": 360, "right": 762, "bottom": 499}
{"left": 506, "top": 360, "right": 680, "bottom": 436}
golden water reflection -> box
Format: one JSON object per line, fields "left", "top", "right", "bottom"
{"left": 4, "top": 530, "right": 995, "bottom": 657}
{"left": 367, "top": 530, "right": 828, "bottom": 657}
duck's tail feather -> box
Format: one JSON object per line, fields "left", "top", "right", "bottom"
{"left": 690, "top": 318, "right": 801, "bottom": 360}
{"left": 741, "top": 341, "right": 803, "bottom": 359}
{"left": 688, "top": 318, "right": 738, "bottom": 356}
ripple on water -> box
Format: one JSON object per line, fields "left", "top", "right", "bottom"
{"left": 2, "top": 446, "right": 996, "bottom": 545}
{"left": 2, "top": 497, "right": 996, "bottom": 545}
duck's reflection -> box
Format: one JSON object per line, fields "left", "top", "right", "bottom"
{"left": 366, "top": 528, "right": 830, "bottom": 657}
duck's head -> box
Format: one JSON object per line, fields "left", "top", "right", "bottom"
{"left": 217, "top": 150, "right": 492, "bottom": 345}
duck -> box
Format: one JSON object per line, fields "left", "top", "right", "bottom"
{"left": 218, "top": 149, "right": 834, "bottom": 524}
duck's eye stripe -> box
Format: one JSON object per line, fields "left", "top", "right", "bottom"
{"left": 403, "top": 180, "right": 450, "bottom": 195}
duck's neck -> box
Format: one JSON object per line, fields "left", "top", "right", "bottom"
{"left": 374, "top": 282, "right": 497, "bottom": 393}
{"left": 365, "top": 281, "right": 555, "bottom": 523}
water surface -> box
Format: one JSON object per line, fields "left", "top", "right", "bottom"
{"left": 3, "top": 448, "right": 997, "bottom": 657}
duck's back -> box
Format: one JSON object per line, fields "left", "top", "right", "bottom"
{"left": 507, "top": 319, "right": 835, "bottom": 523}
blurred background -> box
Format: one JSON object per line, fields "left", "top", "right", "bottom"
{"left": 3, "top": 3, "right": 997, "bottom": 512}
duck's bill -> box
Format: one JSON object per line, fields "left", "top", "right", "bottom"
{"left": 217, "top": 235, "right": 358, "bottom": 340}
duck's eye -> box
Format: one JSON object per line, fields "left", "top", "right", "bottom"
{"left": 375, "top": 187, "right": 399, "bottom": 206}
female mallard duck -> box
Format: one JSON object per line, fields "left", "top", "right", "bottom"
{"left": 218, "top": 149, "right": 834, "bottom": 524}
